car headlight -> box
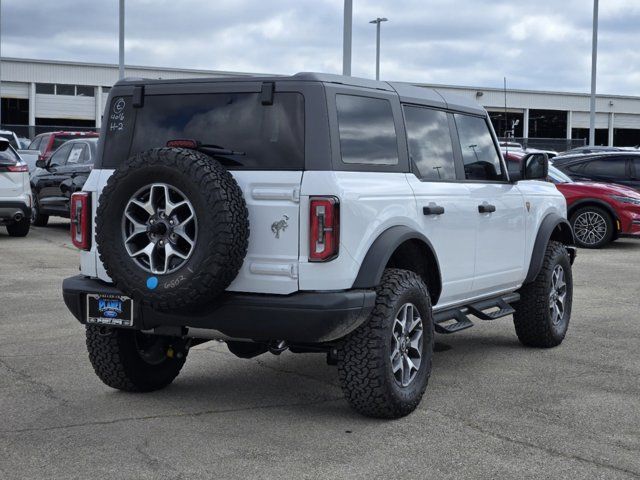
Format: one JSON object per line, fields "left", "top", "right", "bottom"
{"left": 610, "top": 195, "right": 640, "bottom": 206}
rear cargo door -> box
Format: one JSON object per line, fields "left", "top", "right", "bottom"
{"left": 226, "top": 171, "right": 302, "bottom": 294}
{"left": 94, "top": 81, "right": 305, "bottom": 294}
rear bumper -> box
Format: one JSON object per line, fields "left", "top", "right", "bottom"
{"left": 0, "top": 200, "right": 30, "bottom": 223}
{"left": 62, "top": 275, "right": 377, "bottom": 343}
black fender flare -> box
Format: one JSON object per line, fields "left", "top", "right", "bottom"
{"left": 352, "top": 225, "right": 442, "bottom": 301}
{"left": 525, "top": 213, "right": 575, "bottom": 284}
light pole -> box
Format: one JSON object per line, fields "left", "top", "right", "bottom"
{"left": 589, "top": 0, "right": 599, "bottom": 146}
{"left": 119, "top": 0, "right": 125, "bottom": 80}
{"left": 343, "top": 0, "right": 352, "bottom": 76}
{"left": 0, "top": 0, "right": 3, "bottom": 126}
{"left": 369, "top": 17, "right": 388, "bottom": 81}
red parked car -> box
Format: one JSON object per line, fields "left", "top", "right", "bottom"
{"left": 26, "top": 131, "right": 99, "bottom": 162}
{"left": 505, "top": 151, "right": 640, "bottom": 248}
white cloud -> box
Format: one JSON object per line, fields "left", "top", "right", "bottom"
{"left": 1, "top": 0, "right": 639, "bottom": 95}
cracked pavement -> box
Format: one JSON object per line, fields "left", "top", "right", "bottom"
{"left": 1, "top": 219, "right": 639, "bottom": 479}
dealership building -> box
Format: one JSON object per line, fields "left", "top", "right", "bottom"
{"left": 2, "top": 56, "right": 640, "bottom": 148}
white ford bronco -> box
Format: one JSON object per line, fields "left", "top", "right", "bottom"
{"left": 62, "top": 73, "right": 576, "bottom": 418}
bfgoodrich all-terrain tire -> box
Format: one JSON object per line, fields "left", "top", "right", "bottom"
{"left": 86, "top": 325, "right": 188, "bottom": 392}
{"left": 96, "top": 148, "right": 249, "bottom": 310}
{"left": 337, "top": 269, "right": 434, "bottom": 419}
{"left": 514, "top": 241, "right": 573, "bottom": 348}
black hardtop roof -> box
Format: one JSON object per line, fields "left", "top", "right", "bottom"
{"left": 115, "top": 72, "right": 485, "bottom": 115}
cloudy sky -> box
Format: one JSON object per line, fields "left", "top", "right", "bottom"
{"left": 3, "top": 0, "right": 640, "bottom": 95}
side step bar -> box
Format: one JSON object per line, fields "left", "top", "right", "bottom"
{"left": 433, "top": 293, "right": 520, "bottom": 334}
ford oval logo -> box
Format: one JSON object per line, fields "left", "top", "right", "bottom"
{"left": 103, "top": 310, "right": 118, "bottom": 318}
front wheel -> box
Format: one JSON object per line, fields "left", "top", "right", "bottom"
{"left": 570, "top": 206, "right": 613, "bottom": 248}
{"left": 514, "top": 241, "right": 573, "bottom": 348}
{"left": 86, "top": 326, "right": 188, "bottom": 392}
{"left": 337, "top": 269, "right": 434, "bottom": 418}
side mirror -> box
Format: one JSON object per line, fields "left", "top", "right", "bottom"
{"left": 36, "top": 159, "right": 47, "bottom": 169}
{"left": 520, "top": 152, "right": 549, "bottom": 181}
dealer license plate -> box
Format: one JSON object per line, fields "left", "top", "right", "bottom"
{"left": 86, "top": 294, "right": 134, "bottom": 327}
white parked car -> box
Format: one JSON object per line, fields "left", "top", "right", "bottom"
{"left": 62, "top": 74, "right": 577, "bottom": 418}
{"left": 0, "top": 138, "right": 31, "bottom": 237}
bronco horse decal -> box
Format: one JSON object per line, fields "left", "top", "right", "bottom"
{"left": 271, "top": 215, "right": 289, "bottom": 239}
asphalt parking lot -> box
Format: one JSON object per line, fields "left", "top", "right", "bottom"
{"left": 1, "top": 220, "right": 639, "bottom": 480}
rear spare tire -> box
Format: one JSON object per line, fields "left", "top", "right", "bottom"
{"left": 96, "top": 148, "right": 249, "bottom": 310}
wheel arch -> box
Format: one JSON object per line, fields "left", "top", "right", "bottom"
{"left": 567, "top": 198, "right": 619, "bottom": 224}
{"left": 524, "top": 213, "right": 576, "bottom": 284}
{"left": 352, "top": 225, "right": 442, "bottom": 305}
{"left": 567, "top": 198, "right": 619, "bottom": 238}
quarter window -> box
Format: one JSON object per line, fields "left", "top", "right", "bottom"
{"left": 403, "top": 106, "right": 456, "bottom": 180}
{"left": 455, "top": 114, "right": 504, "bottom": 181}
{"left": 336, "top": 94, "right": 398, "bottom": 165}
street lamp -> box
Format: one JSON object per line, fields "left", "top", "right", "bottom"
{"left": 589, "top": 0, "right": 599, "bottom": 146}
{"left": 369, "top": 17, "right": 388, "bottom": 81}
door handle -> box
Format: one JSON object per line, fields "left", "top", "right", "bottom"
{"left": 423, "top": 205, "right": 445, "bottom": 215}
{"left": 478, "top": 204, "right": 496, "bottom": 213}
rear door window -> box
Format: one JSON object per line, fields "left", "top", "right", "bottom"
{"left": 454, "top": 114, "right": 504, "bottom": 181}
{"left": 403, "top": 105, "right": 456, "bottom": 180}
{"left": 583, "top": 157, "right": 627, "bottom": 179}
{"left": 126, "top": 92, "right": 304, "bottom": 170}
{"left": 336, "top": 94, "right": 398, "bottom": 165}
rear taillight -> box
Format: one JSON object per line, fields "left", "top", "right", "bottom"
{"left": 0, "top": 163, "right": 29, "bottom": 172}
{"left": 309, "top": 196, "right": 339, "bottom": 262}
{"left": 70, "top": 192, "right": 91, "bottom": 250}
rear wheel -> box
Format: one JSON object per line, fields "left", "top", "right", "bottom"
{"left": 570, "top": 206, "right": 613, "bottom": 248}
{"left": 31, "top": 198, "right": 49, "bottom": 226}
{"left": 6, "top": 218, "right": 30, "bottom": 237}
{"left": 86, "top": 326, "right": 188, "bottom": 392}
{"left": 337, "top": 269, "right": 434, "bottom": 418}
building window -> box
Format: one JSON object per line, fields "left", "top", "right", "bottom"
{"left": 35, "top": 83, "right": 55, "bottom": 94}
{"left": 528, "top": 109, "right": 568, "bottom": 139}
{"left": 102, "top": 86, "right": 112, "bottom": 94}
{"left": 76, "top": 86, "right": 95, "bottom": 97}
{"left": 56, "top": 84, "right": 75, "bottom": 96}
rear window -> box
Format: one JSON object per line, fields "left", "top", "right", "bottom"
{"left": 0, "top": 144, "right": 20, "bottom": 165}
{"left": 52, "top": 135, "right": 79, "bottom": 150}
{"left": 100, "top": 92, "right": 305, "bottom": 170}
{"left": 0, "top": 134, "right": 19, "bottom": 149}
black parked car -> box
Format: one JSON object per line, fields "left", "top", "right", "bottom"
{"left": 31, "top": 138, "right": 98, "bottom": 226}
{"left": 553, "top": 152, "right": 640, "bottom": 192}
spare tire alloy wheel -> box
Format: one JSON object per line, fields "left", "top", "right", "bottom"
{"left": 96, "top": 148, "right": 249, "bottom": 310}
{"left": 123, "top": 183, "right": 197, "bottom": 274}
